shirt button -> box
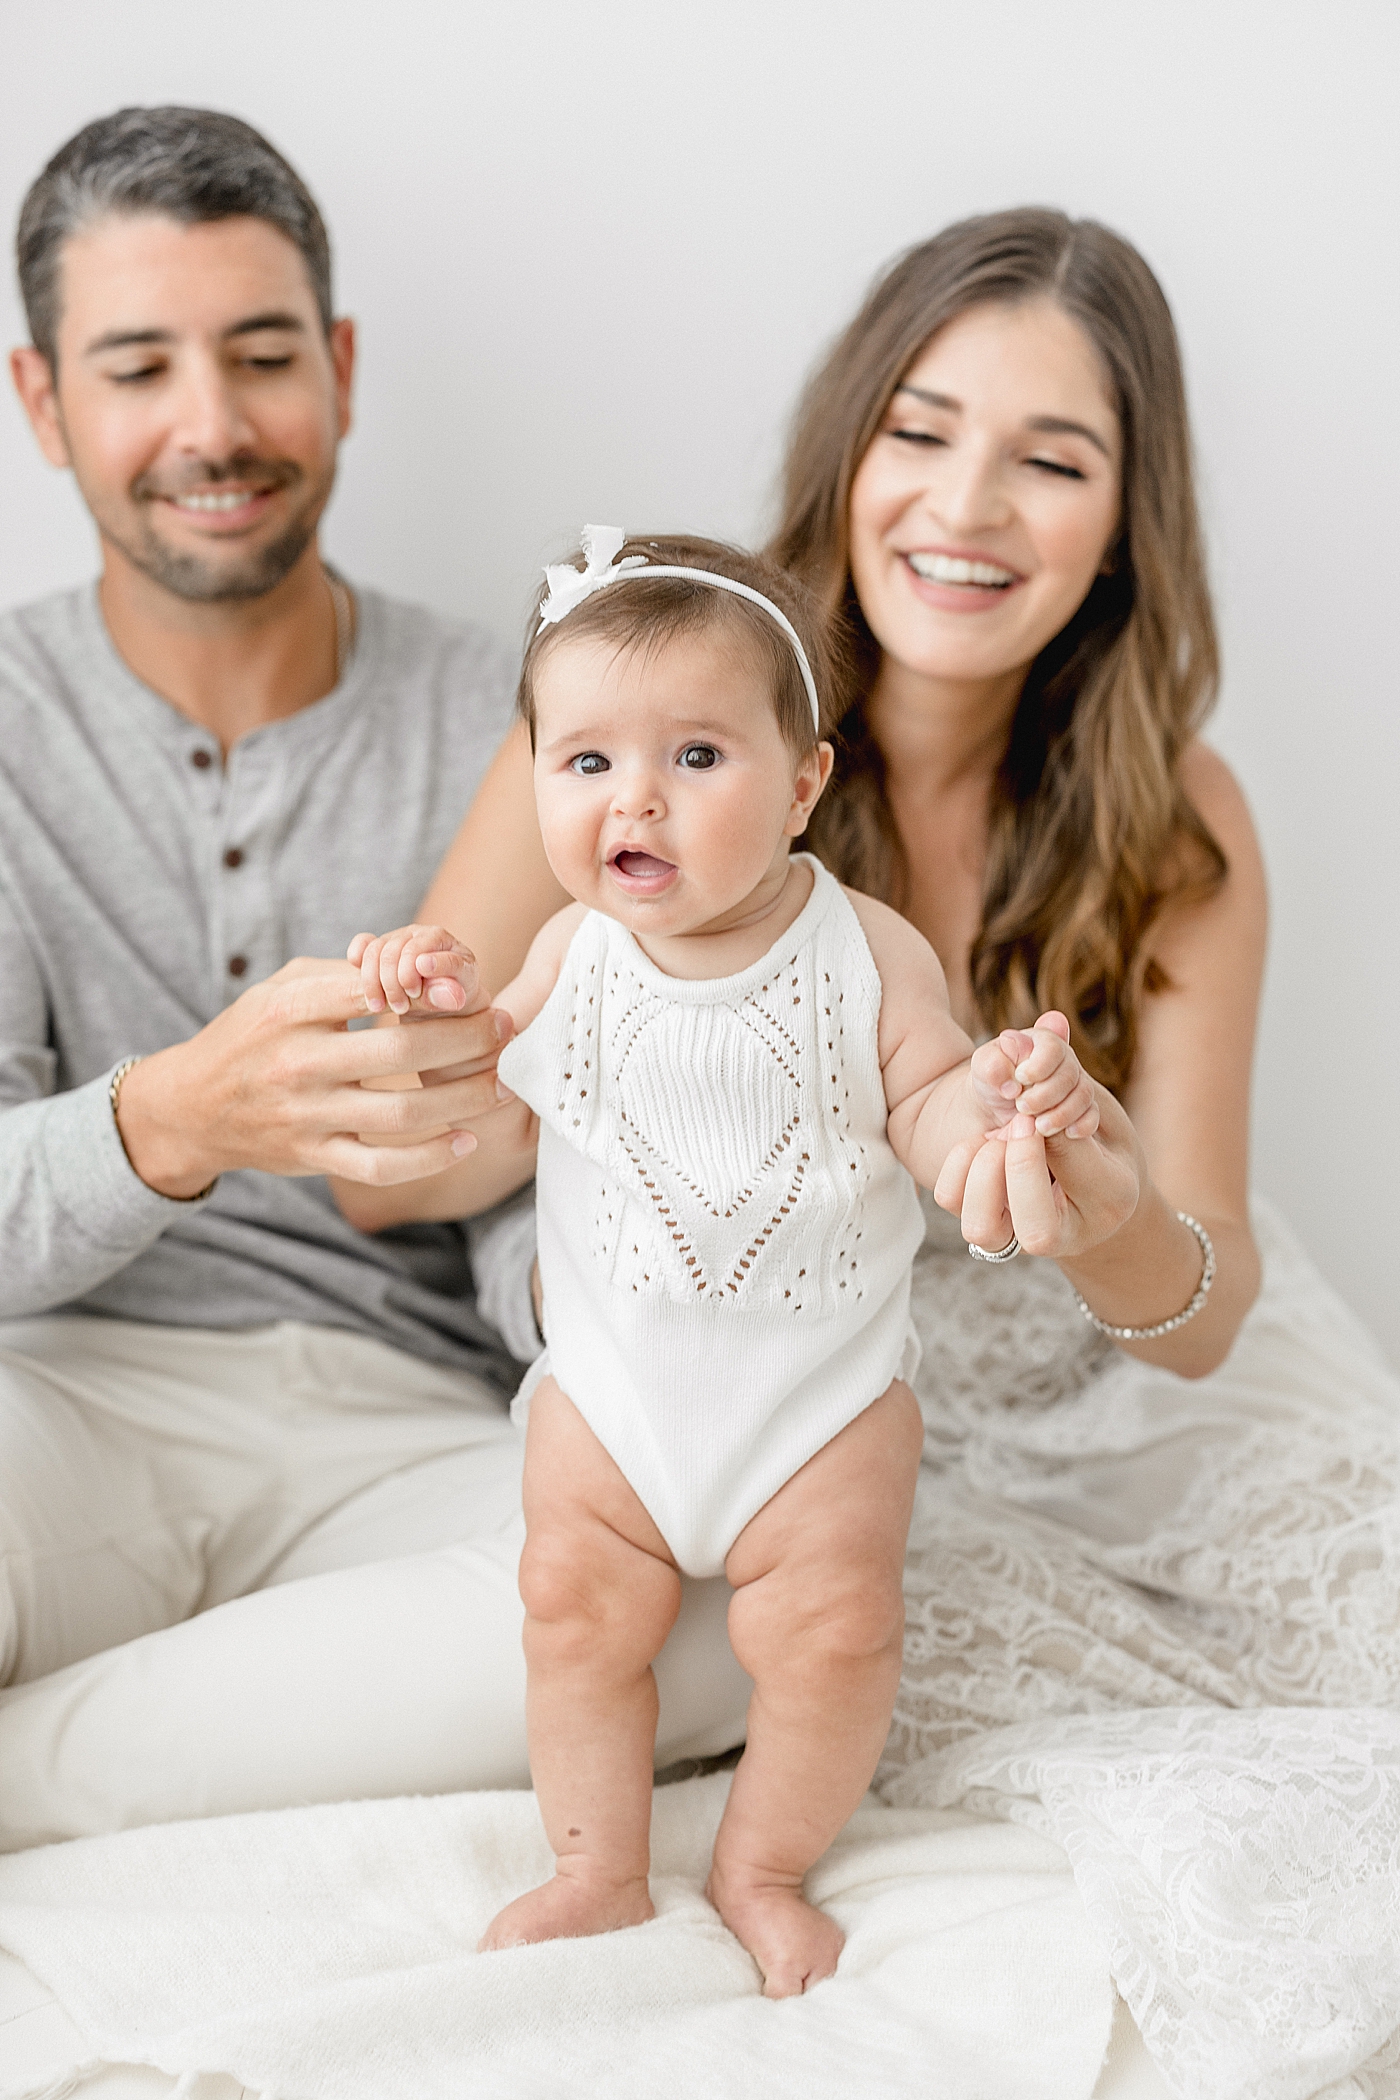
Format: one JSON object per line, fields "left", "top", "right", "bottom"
{"left": 191, "top": 749, "right": 214, "bottom": 770}
{"left": 223, "top": 847, "right": 244, "bottom": 869}
{"left": 227, "top": 955, "right": 249, "bottom": 978}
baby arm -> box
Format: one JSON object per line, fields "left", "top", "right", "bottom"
{"left": 846, "top": 891, "right": 1099, "bottom": 1202}
{"left": 330, "top": 909, "right": 584, "bottom": 1231}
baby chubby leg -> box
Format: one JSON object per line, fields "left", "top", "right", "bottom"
{"left": 479, "top": 1377, "right": 682, "bottom": 1950}
{"left": 709, "top": 1379, "right": 923, "bottom": 1996}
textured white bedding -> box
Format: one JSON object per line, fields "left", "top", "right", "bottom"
{"left": 0, "top": 1777, "right": 1122, "bottom": 2100}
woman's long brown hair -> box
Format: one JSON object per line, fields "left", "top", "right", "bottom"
{"left": 769, "top": 208, "right": 1225, "bottom": 1090}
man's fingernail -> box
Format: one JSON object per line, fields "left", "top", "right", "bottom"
{"left": 494, "top": 1010, "right": 513, "bottom": 1042}
{"left": 496, "top": 1078, "right": 515, "bottom": 1102}
{"left": 450, "top": 1132, "right": 475, "bottom": 1157}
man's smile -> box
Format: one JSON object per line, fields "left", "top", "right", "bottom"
{"left": 132, "top": 459, "right": 303, "bottom": 534}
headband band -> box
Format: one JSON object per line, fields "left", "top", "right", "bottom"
{"left": 537, "top": 523, "right": 822, "bottom": 735}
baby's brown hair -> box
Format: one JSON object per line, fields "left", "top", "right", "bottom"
{"left": 517, "top": 534, "right": 848, "bottom": 760}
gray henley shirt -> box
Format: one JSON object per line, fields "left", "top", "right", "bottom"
{"left": 0, "top": 580, "right": 524, "bottom": 1391}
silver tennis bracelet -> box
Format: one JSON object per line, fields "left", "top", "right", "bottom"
{"left": 1071, "top": 1210, "right": 1216, "bottom": 1340}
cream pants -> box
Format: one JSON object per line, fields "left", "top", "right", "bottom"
{"left": 0, "top": 1316, "right": 751, "bottom": 1853}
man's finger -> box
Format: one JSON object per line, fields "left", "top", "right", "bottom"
{"left": 319, "top": 1009, "right": 510, "bottom": 1081}
{"left": 266, "top": 958, "right": 384, "bottom": 1021}
{"left": 344, "top": 1070, "right": 513, "bottom": 1135}
{"left": 317, "top": 1131, "right": 481, "bottom": 1187}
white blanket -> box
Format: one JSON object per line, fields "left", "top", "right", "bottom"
{"left": 0, "top": 1775, "right": 1114, "bottom": 2100}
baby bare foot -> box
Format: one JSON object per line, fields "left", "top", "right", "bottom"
{"left": 705, "top": 1864, "right": 844, "bottom": 1998}
{"left": 478, "top": 1871, "right": 654, "bottom": 1952}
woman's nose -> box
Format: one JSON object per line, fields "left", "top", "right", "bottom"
{"left": 925, "top": 442, "right": 1012, "bottom": 536}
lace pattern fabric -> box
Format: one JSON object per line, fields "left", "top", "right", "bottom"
{"left": 883, "top": 1195, "right": 1400, "bottom": 2097}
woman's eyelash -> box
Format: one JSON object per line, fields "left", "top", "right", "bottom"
{"left": 888, "top": 427, "right": 1087, "bottom": 481}
{"left": 1030, "top": 457, "right": 1086, "bottom": 480}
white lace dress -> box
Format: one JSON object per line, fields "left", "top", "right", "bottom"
{"left": 882, "top": 1195, "right": 1400, "bottom": 2100}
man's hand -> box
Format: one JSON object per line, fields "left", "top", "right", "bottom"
{"left": 114, "top": 956, "right": 515, "bottom": 1198}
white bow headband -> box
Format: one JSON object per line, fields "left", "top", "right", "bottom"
{"left": 538, "top": 523, "right": 822, "bottom": 735}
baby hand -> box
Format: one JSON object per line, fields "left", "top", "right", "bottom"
{"left": 969, "top": 1011, "right": 1099, "bottom": 1140}
{"left": 347, "top": 923, "right": 483, "bottom": 1018}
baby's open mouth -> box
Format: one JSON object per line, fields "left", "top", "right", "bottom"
{"left": 610, "top": 849, "right": 676, "bottom": 882}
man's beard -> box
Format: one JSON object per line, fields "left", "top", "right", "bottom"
{"left": 105, "top": 454, "right": 334, "bottom": 603}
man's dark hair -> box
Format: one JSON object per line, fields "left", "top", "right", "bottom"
{"left": 16, "top": 106, "right": 333, "bottom": 366}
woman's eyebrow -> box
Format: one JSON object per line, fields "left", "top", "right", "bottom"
{"left": 895, "top": 384, "right": 959, "bottom": 411}
{"left": 1026, "top": 413, "right": 1112, "bottom": 458}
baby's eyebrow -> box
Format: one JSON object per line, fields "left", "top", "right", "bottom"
{"left": 536, "top": 726, "right": 609, "bottom": 754}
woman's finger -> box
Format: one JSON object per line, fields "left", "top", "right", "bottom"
{"left": 933, "top": 1134, "right": 983, "bottom": 1214}
{"left": 960, "top": 1136, "right": 1015, "bottom": 1251}
{"left": 1001, "top": 1114, "right": 1066, "bottom": 1255}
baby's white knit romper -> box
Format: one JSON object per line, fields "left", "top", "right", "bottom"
{"left": 497, "top": 855, "right": 926, "bottom": 1577}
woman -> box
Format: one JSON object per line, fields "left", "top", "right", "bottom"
{"left": 403, "top": 213, "right": 1398, "bottom": 2082}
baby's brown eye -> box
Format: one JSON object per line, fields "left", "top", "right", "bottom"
{"left": 679, "top": 745, "right": 718, "bottom": 771}
{"left": 571, "top": 752, "right": 610, "bottom": 776}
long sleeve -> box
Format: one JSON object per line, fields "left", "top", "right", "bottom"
{"left": 0, "top": 882, "right": 207, "bottom": 1318}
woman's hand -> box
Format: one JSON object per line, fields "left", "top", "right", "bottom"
{"left": 935, "top": 1083, "right": 1141, "bottom": 1261}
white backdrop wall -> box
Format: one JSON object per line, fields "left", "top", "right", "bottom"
{"left": 2, "top": 0, "right": 1397, "bottom": 1359}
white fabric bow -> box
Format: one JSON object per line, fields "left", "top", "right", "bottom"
{"left": 538, "top": 524, "right": 650, "bottom": 627}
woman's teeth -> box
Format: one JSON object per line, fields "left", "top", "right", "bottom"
{"left": 908, "top": 552, "right": 1016, "bottom": 588}
{"left": 172, "top": 490, "right": 262, "bottom": 512}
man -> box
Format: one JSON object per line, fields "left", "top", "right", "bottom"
{"left": 0, "top": 106, "right": 746, "bottom": 1853}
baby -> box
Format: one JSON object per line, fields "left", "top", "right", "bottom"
{"left": 345, "top": 528, "right": 1098, "bottom": 1996}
